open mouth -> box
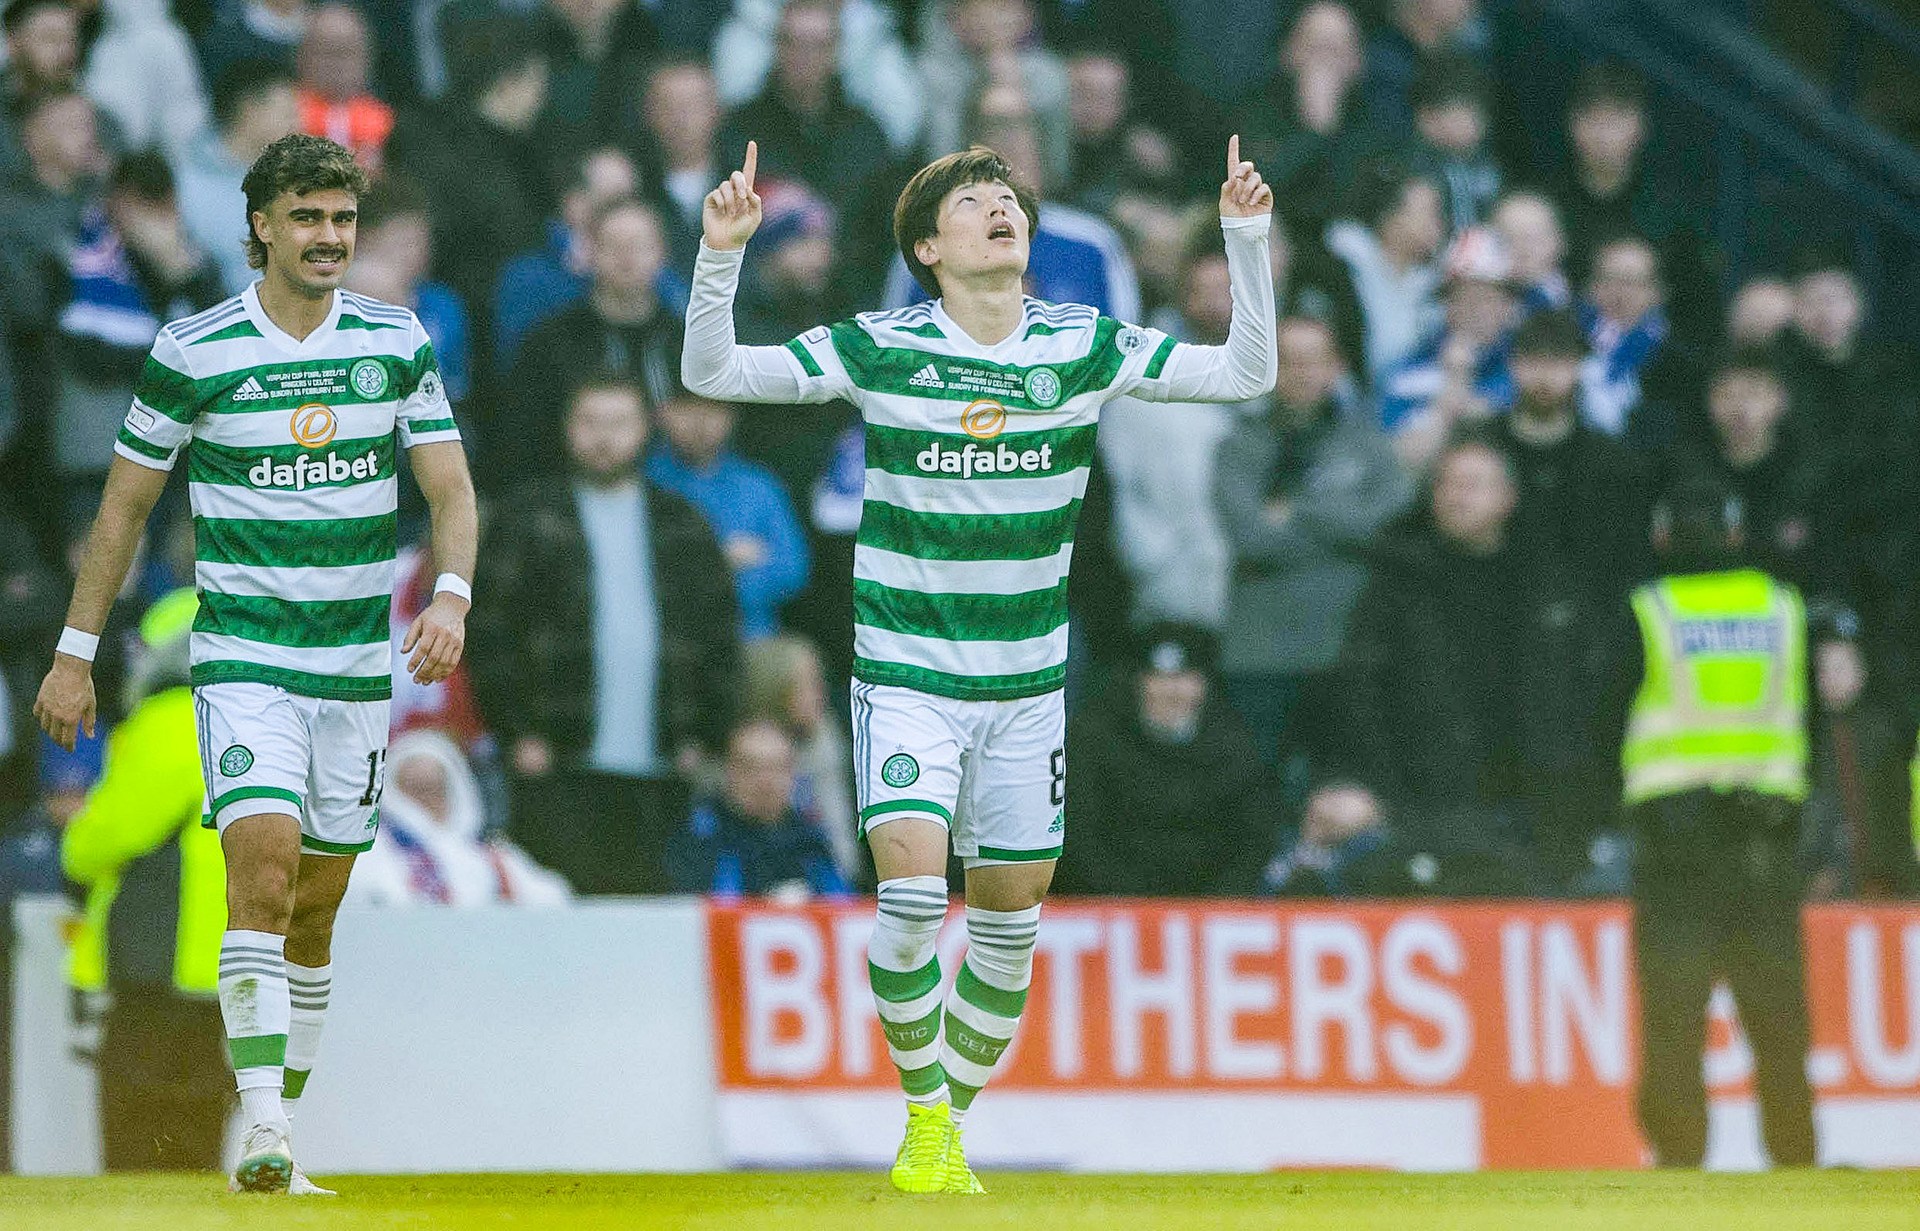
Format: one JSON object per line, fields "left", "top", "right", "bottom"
{"left": 988, "top": 223, "right": 1016, "bottom": 241}
{"left": 303, "top": 250, "right": 346, "bottom": 272}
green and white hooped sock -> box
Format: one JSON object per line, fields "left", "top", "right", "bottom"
{"left": 869, "top": 876, "right": 951, "bottom": 1108}
{"left": 218, "top": 929, "right": 291, "bottom": 1129}
{"left": 282, "top": 961, "right": 331, "bottom": 1119}
{"left": 941, "top": 904, "right": 1040, "bottom": 1125}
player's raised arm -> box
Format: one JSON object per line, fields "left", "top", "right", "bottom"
{"left": 683, "top": 141, "right": 846, "bottom": 406}
{"left": 1125, "top": 136, "right": 1278, "bottom": 405}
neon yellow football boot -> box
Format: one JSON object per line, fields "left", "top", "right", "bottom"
{"left": 889, "top": 1102, "right": 955, "bottom": 1193}
{"left": 943, "top": 1122, "right": 986, "bottom": 1194}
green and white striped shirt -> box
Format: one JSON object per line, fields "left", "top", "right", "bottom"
{"left": 115, "top": 284, "right": 460, "bottom": 701}
{"left": 683, "top": 217, "right": 1275, "bottom": 702}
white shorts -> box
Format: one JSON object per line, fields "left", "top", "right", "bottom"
{"left": 851, "top": 682, "right": 1064, "bottom": 865}
{"left": 194, "top": 681, "right": 390, "bottom": 855}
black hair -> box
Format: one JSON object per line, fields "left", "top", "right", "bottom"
{"left": 1342, "top": 155, "right": 1431, "bottom": 233}
{"left": 241, "top": 133, "right": 369, "bottom": 269}
{"left": 1570, "top": 62, "right": 1646, "bottom": 114}
{"left": 109, "top": 149, "right": 176, "bottom": 202}
{"left": 893, "top": 146, "right": 1041, "bottom": 299}
{"left": 1510, "top": 307, "right": 1586, "bottom": 358}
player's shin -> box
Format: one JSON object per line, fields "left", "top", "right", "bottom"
{"left": 941, "top": 904, "right": 1040, "bottom": 1123}
{"left": 283, "top": 961, "right": 331, "bottom": 1120}
{"left": 869, "top": 875, "right": 951, "bottom": 1106}
{"left": 219, "top": 929, "right": 292, "bottom": 1129}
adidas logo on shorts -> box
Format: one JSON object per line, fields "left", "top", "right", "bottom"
{"left": 908, "top": 363, "right": 945, "bottom": 390}
{"left": 231, "top": 376, "right": 271, "bottom": 402}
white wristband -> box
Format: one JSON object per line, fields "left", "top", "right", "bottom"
{"left": 433, "top": 573, "right": 472, "bottom": 602}
{"left": 56, "top": 627, "right": 100, "bottom": 662}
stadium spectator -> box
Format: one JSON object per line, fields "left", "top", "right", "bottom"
{"left": 1577, "top": 234, "right": 1679, "bottom": 444}
{"left": 346, "top": 729, "right": 571, "bottom": 907}
{"left": 1263, "top": 776, "right": 1538, "bottom": 896}
{"left": 55, "top": 151, "right": 224, "bottom": 521}
{"left": 1727, "top": 274, "right": 1796, "bottom": 349}
{"left": 1, "top": 88, "right": 105, "bottom": 258}
{"left": 0, "top": 0, "right": 81, "bottom": 176}
{"left": 646, "top": 386, "right": 810, "bottom": 641}
{"left": 58, "top": 591, "right": 228, "bottom": 1171}
{"left": 665, "top": 718, "right": 850, "bottom": 899}
{"left": 1378, "top": 227, "right": 1519, "bottom": 465}
{"left": 1215, "top": 316, "right": 1412, "bottom": 774}
{"left": 1060, "top": 45, "right": 1179, "bottom": 218}
{"left": 295, "top": 2, "right": 394, "bottom": 172}
{"left": 345, "top": 174, "right": 472, "bottom": 404}
{"left": 633, "top": 55, "right": 724, "bottom": 274}
{"left": 199, "top": 0, "right": 305, "bottom": 83}
{"left": 1267, "top": 214, "right": 1369, "bottom": 388}
{"left": 83, "top": 0, "right": 209, "bottom": 165}
{"left": 1554, "top": 63, "right": 1714, "bottom": 344}
{"left": 716, "top": 0, "right": 893, "bottom": 211}
{"left": 469, "top": 376, "right": 737, "bottom": 895}
{"left": 499, "top": 196, "right": 679, "bottom": 486}
{"left": 1687, "top": 350, "right": 1836, "bottom": 599}
{"left": 175, "top": 58, "right": 299, "bottom": 295}
{"left": 388, "top": 15, "right": 552, "bottom": 354}
{"left": 1330, "top": 427, "right": 1604, "bottom": 879}
{"left": 1407, "top": 56, "right": 1501, "bottom": 236}
{"left": 1494, "top": 308, "right": 1651, "bottom": 606}
{"left": 1232, "top": 2, "right": 1373, "bottom": 237}
{"left": 1056, "top": 624, "right": 1280, "bottom": 897}
{"left": 1100, "top": 237, "right": 1243, "bottom": 631}
{"left": 491, "top": 145, "right": 639, "bottom": 366}
{"left": 1782, "top": 251, "right": 1912, "bottom": 453}
{"left": 534, "top": 0, "right": 662, "bottom": 155}
{"left": 920, "top": 0, "right": 1071, "bottom": 188}
{"left": 712, "top": 0, "right": 921, "bottom": 153}
{"left": 1490, "top": 190, "right": 1569, "bottom": 314}
{"left": 1363, "top": 0, "right": 1490, "bottom": 138}
{"left": 884, "top": 84, "right": 1142, "bottom": 320}
{"left": 741, "top": 633, "right": 856, "bottom": 877}
{"left": 1323, "top": 157, "right": 1443, "bottom": 385}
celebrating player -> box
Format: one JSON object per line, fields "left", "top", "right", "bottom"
{"left": 684, "top": 137, "right": 1275, "bottom": 1192}
{"left": 34, "top": 134, "right": 478, "bottom": 1195}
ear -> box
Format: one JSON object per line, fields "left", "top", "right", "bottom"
{"left": 914, "top": 235, "right": 940, "bottom": 274}
{"left": 250, "top": 209, "right": 269, "bottom": 247}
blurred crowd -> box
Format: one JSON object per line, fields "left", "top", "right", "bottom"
{"left": 2, "top": 0, "right": 1919, "bottom": 910}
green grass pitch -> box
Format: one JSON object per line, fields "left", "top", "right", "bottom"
{"left": 3, "top": 1171, "right": 1917, "bottom": 1230}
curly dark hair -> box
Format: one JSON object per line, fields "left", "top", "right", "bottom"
{"left": 893, "top": 147, "right": 1040, "bottom": 299}
{"left": 241, "top": 133, "right": 369, "bottom": 270}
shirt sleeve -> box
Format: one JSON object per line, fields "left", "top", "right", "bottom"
{"left": 1116, "top": 214, "right": 1277, "bottom": 405}
{"left": 395, "top": 317, "right": 462, "bottom": 448}
{"left": 682, "top": 240, "right": 852, "bottom": 404}
{"left": 114, "top": 328, "right": 199, "bottom": 471}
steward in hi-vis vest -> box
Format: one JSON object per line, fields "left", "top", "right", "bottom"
{"left": 1602, "top": 476, "right": 1821, "bottom": 1170}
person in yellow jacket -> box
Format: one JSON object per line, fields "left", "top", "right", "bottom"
{"left": 1599, "top": 475, "right": 1842, "bottom": 1170}
{"left": 63, "top": 589, "right": 230, "bottom": 1171}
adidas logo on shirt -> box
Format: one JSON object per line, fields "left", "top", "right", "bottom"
{"left": 908, "top": 363, "right": 945, "bottom": 390}
{"left": 231, "top": 376, "right": 270, "bottom": 402}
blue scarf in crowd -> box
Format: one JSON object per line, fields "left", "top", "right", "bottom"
{"left": 58, "top": 205, "right": 161, "bottom": 354}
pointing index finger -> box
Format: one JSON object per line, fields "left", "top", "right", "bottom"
{"left": 743, "top": 140, "right": 757, "bottom": 191}
{"left": 1228, "top": 134, "right": 1239, "bottom": 179}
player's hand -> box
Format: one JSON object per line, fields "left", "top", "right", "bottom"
{"left": 702, "top": 140, "right": 762, "bottom": 251}
{"left": 1219, "top": 134, "right": 1274, "bottom": 219}
{"left": 403, "top": 593, "right": 467, "bottom": 685}
{"left": 34, "top": 655, "right": 96, "bottom": 752}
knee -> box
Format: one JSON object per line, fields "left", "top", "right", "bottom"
{"left": 228, "top": 861, "right": 297, "bottom": 931}
{"left": 870, "top": 875, "right": 949, "bottom": 968}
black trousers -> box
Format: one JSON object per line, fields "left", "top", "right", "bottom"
{"left": 507, "top": 768, "right": 687, "bottom": 895}
{"left": 98, "top": 990, "right": 231, "bottom": 1172}
{"left": 1632, "top": 791, "right": 1817, "bottom": 1168}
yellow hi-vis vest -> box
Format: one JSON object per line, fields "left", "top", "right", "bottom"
{"left": 1621, "top": 569, "right": 1809, "bottom": 806}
